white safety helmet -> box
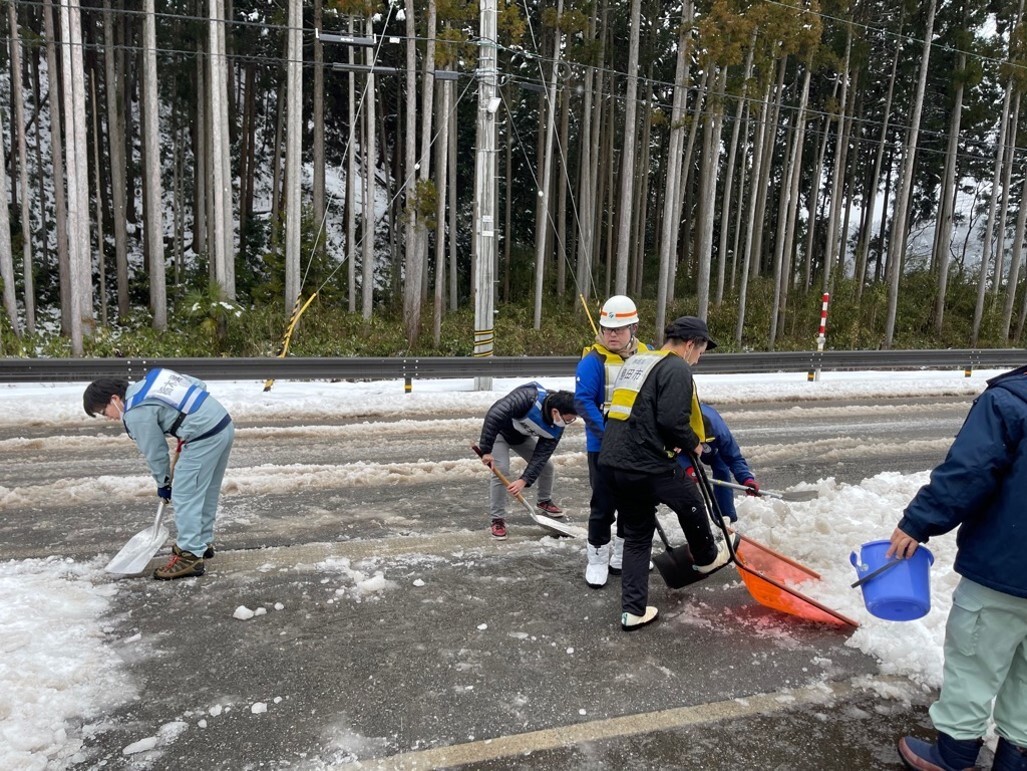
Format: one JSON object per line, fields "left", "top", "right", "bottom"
{"left": 599, "top": 295, "right": 639, "bottom": 328}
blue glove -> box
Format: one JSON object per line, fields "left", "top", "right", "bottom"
{"left": 157, "top": 485, "right": 172, "bottom": 502}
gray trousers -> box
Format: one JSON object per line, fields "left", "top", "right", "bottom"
{"left": 488, "top": 434, "right": 554, "bottom": 520}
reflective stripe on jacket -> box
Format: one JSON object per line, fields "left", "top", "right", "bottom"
{"left": 597, "top": 353, "right": 702, "bottom": 475}
{"left": 607, "top": 350, "right": 672, "bottom": 422}
{"left": 126, "top": 368, "right": 209, "bottom": 415}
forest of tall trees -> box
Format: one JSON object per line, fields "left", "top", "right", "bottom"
{"left": 1, "top": 0, "right": 1027, "bottom": 356}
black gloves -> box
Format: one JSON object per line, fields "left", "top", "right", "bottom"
{"left": 157, "top": 485, "right": 172, "bottom": 502}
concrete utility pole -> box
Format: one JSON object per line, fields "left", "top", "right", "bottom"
{"left": 473, "top": 0, "right": 498, "bottom": 390}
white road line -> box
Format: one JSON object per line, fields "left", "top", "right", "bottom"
{"left": 331, "top": 678, "right": 894, "bottom": 770}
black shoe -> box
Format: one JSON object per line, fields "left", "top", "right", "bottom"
{"left": 203, "top": 544, "right": 216, "bottom": 559}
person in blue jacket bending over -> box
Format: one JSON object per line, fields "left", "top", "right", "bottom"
{"left": 890, "top": 365, "right": 1027, "bottom": 771}
{"left": 678, "top": 404, "right": 760, "bottom": 522}
{"left": 84, "top": 369, "right": 235, "bottom": 580}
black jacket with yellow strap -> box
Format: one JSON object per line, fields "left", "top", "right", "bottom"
{"left": 598, "top": 350, "right": 704, "bottom": 475}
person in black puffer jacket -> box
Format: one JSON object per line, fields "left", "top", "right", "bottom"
{"left": 476, "top": 383, "right": 577, "bottom": 540}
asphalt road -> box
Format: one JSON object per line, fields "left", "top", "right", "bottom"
{"left": 2, "top": 393, "right": 975, "bottom": 769}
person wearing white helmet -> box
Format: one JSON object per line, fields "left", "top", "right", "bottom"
{"left": 574, "top": 295, "right": 649, "bottom": 588}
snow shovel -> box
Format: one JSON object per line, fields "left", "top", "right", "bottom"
{"left": 695, "top": 463, "right": 858, "bottom": 628}
{"left": 651, "top": 519, "right": 734, "bottom": 589}
{"left": 470, "top": 444, "right": 577, "bottom": 538}
{"left": 710, "top": 478, "right": 819, "bottom": 502}
{"left": 651, "top": 453, "right": 740, "bottom": 589}
{"left": 106, "top": 442, "right": 182, "bottom": 575}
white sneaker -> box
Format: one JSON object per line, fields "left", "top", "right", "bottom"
{"left": 621, "top": 606, "right": 659, "bottom": 631}
{"left": 608, "top": 536, "right": 624, "bottom": 574}
{"left": 585, "top": 543, "right": 611, "bottom": 588}
{"left": 694, "top": 540, "right": 731, "bottom": 574}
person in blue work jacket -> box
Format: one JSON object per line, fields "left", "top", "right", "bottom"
{"left": 84, "top": 369, "right": 235, "bottom": 580}
{"left": 888, "top": 365, "right": 1027, "bottom": 771}
{"left": 476, "top": 383, "right": 577, "bottom": 540}
{"left": 679, "top": 404, "right": 760, "bottom": 523}
{"left": 575, "top": 295, "right": 650, "bottom": 587}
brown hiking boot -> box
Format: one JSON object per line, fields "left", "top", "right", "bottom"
{"left": 153, "top": 545, "right": 205, "bottom": 580}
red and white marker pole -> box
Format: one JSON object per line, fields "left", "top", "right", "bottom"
{"left": 808, "top": 292, "right": 830, "bottom": 382}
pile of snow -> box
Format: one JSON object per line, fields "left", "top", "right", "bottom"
{"left": 0, "top": 558, "right": 136, "bottom": 770}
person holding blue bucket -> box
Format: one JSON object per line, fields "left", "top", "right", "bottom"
{"left": 885, "top": 365, "right": 1027, "bottom": 771}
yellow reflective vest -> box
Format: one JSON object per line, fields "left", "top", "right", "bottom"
{"left": 607, "top": 350, "right": 707, "bottom": 443}
{"left": 580, "top": 341, "right": 651, "bottom": 416}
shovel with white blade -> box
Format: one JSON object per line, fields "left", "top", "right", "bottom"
{"left": 471, "top": 444, "right": 577, "bottom": 538}
{"left": 106, "top": 441, "right": 182, "bottom": 575}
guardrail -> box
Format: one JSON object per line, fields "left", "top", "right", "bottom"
{"left": 0, "top": 349, "right": 1022, "bottom": 383}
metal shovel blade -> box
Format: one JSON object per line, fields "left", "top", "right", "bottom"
{"left": 105, "top": 502, "right": 170, "bottom": 575}
{"left": 518, "top": 496, "right": 577, "bottom": 538}
{"left": 777, "top": 489, "right": 819, "bottom": 502}
{"left": 709, "top": 478, "right": 819, "bottom": 502}
{"left": 651, "top": 520, "right": 735, "bottom": 589}
{"left": 653, "top": 542, "right": 706, "bottom": 589}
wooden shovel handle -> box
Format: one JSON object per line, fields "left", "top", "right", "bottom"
{"left": 471, "top": 444, "right": 530, "bottom": 506}
{"left": 170, "top": 439, "right": 183, "bottom": 479}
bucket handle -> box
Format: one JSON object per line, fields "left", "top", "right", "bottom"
{"left": 850, "top": 557, "right": 903, "bottom": 589}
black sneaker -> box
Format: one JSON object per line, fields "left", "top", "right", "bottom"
{"left": 203, "top": 544, "right": 216, "bottom": 559}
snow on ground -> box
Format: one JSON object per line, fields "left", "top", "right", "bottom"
{"left": 0, "top": 558, "right": 137, "bottom": 770}
{"left": 0, "top": 367, "right": 1008, "bottom": 768}
{"left": 0, "top": 366, "right": 998, "bottom": 428}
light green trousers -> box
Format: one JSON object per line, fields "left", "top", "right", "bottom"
{"left": 930, "top": 577, "right": 1027, "bottom": 746}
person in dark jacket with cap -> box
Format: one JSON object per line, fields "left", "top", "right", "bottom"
{"left": 599, "top": 316, "right": 731, "bottom": 631}
{"left": 890, "top": 365, "right": 1027, "bottom": 771}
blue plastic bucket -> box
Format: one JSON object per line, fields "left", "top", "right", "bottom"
{"left": 850, "top": 540, "right": 934, "bottom": 621}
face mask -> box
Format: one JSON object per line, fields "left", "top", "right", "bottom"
{"left": 553, "top": 413, "right": 566, "bottom": 428}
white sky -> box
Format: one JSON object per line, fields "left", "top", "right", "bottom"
{"left": 0, "top": 367, "right": 1008, "bottom": 768}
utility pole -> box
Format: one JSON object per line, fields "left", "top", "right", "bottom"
{"left": 473, "top": 0, "right": 498, "bottom": 390}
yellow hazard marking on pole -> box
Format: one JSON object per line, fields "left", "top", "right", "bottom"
{"left": 579, "top": 292, "right": 598, "bottom": 337}
{"left": 263, "top": 293, "right": 319, "bottom": 392}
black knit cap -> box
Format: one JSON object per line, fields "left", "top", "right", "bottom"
{"left": 665, "top": 316, "right": 718, "bottom": 350}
